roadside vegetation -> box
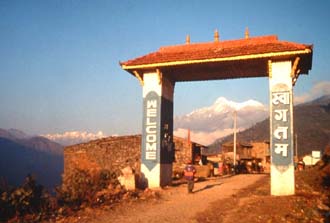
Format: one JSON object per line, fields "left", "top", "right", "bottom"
{"left": 1, "top": 146, "right": 329, "bottom": 222}
{"left": 0, "top": 169, "right": 145, "bottom": 222}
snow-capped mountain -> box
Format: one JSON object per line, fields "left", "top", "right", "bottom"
{"left": 42, "top": 130, "right": 107, "bottom": 146}
{"left": 174, "top": 97, "right": 268, "bottom": 145}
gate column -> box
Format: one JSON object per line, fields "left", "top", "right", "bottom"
{"left": 269, "top": 60, "right": 295, "bottom": 196}
{"left": 141, "top": 70, "right": 175, "bottom": 188}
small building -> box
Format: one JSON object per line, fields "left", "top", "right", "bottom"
{"left": 251, "top": 141, "right": 271, "bottom": 173}
{"left": 222, "top": 141, "right": 253, "bottom": 160}
{"left": 220, "top": 141, "right": 270, "bottom": 173}
{"left": 172, "top": 136, "right": 206, "bottom": 173}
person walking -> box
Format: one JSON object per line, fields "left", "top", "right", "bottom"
{"left": 184, "top": 160, "right": 196, "bottom": 193}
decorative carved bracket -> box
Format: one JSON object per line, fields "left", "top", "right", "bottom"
{"left": 133, "top": 70, "right": 144, "bottom": 86}
{"left": 156, "top": 68, "right": 162, "bottom": 85}
{"left": 268, "top": 60, "right": 272, "bottom": 78}
{"left": 291, "top": 57, "right": 300, "bottom": 86}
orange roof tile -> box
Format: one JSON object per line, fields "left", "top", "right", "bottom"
{"left": 120, "top": 35, "right": 312, "bottom": 68}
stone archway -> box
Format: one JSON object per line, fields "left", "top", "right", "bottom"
{"left": 120, "top": 32, "right": 313, "bottom": 195}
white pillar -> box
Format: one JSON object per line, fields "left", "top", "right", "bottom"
{"left": 141, "top": 71, "right": 174, "bottom": 188}
{"left": 269, "top": 61, "right": 295, "bottom": 196}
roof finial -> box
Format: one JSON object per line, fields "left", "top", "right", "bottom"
{"left": 214, "top": 29, "right": 219, "bottom": 42}
{"left": 186, "top": 34, "right": 190, "bottom": 44}
{"left": 245, "top": 27, "right": 249, "bottom": 39}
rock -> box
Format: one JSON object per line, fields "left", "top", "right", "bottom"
{"left": 317, "top": 202, "right": 330, "bottom": 211}
{"left": 118, "top": 166, "right": 135, "bottom": 190}
{"left": 121, "top": 166, "right": 133, "bottom": 175}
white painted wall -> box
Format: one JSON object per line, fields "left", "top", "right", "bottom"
{"left": 269, "top": 60, "right": 295, "bottom": 196}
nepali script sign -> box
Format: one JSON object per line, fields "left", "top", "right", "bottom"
{"left": 142, "top": 91, "right": 161, "bottom": 171}
{"left": 271, "top": 91, "right": 293, "bottom": 170}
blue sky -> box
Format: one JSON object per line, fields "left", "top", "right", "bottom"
{"left": 0, "top": 0, "right": 329, "bottom": 137}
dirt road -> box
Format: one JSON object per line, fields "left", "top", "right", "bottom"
{"left": 91, "top": 174, "right": 266, "bottom": 223}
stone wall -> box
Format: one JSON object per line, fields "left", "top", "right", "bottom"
{"left": 64, "top": 135, "right": 141, "bottom": 178}
{"left": 172, "top": 136, "right": 192, "bottom": 170}
{"left": 63, "top": 135, "right": 201, "bottom": 187}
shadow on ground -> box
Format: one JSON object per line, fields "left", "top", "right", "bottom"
{"left": 193, "top": 182, "right": 223, "bottom": 193}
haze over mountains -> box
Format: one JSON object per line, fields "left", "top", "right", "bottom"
{"left": 0, "top": 128, "right": 63, "bottom": 188}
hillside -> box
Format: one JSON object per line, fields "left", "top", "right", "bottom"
{"left": 0, "top": 128, "right": 63, "bottom": 155}
{"left": 0, "top": 129, "right": 64, "bottom": 189}
{"left": 215, "top": 95, "right": 330, "bottom": 156}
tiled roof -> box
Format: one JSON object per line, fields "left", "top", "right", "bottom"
{"left": 121, "top": 35, "right": 312, "bottom": 68}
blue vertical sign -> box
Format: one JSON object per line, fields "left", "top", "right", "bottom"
{"left": 142, "top": 91, "right": 161, "bottom": 171}
{"left": 271, "top": 90, "right": 293, "bottom": 171}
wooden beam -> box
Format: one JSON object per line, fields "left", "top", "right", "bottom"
{"left": 290, "top": 57, "right": 300, "bottom": 78}
{"left": 268, "top": 60, "right": 272, "bottom": 78}
{"left": 133, "top": 70, "right": 144, "bottom": 86}
{"left": 156, "top": 68, "right": 162, "bottom": 85}
{"left": 291, "top": 57, "right": 300, "bottom": 86}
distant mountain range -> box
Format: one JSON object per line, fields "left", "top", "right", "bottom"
{"left": 212, "top": 94, "right": 330, "bottom": 156}
{"left": 0, "top": 128, "right": 63, "bottom": 189}
{"left": 42, "top": 130, "right": 107, "bottom": 146}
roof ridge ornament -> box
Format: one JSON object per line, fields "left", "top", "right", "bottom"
{"left": 245, "top": 27, "right": 250, "bottom": 39}
{"left": 214, "top": 29, "right": 219, "bottom": 42}
{"left": 186, "top": 34, "right": 190, "bottom": 45}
